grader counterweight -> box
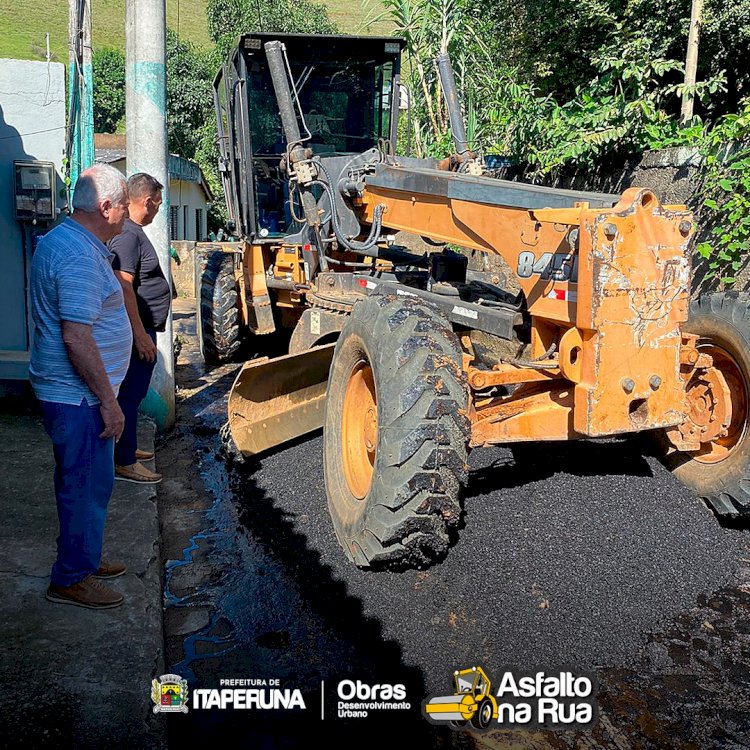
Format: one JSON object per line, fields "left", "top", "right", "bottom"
{"left": 200, "top": 32, "right": 750, "bottom": 569}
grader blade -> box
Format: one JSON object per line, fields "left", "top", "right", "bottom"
{"left": 227, "top": 343, "right": 336, "bottom": 455}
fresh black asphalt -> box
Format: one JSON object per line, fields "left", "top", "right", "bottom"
{"left": 241, "top": 433, "right": 747, "bottom": 689}
{"left": 164, "top": 318, "right": 749, "bottom": 745}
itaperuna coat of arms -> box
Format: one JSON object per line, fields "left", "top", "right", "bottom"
{"left": 152, "top": 673, "right": 189, "bottom": 714}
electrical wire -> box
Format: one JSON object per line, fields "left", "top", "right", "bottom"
{"left": 0, "top": 126, "right": 66, "bottom": 141}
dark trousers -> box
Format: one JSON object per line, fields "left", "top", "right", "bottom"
{"left": 115, "top": 329, "right": 157, "bottom": 467}
{"left": 40, "top": 399, "right": 115, "bottom": 587}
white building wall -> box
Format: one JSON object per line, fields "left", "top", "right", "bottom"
{"left": 170, "top": 179, "right": 207, "bottom": 241}
{"left": 104, "top": 157, "right": 209, "bottom": 242}
{"left": 0, "top": 59, "right": 66, "bottom": 377}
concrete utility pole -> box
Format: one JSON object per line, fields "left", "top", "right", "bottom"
{"left": 67, "top": 0, "right": 94, "bottom": 191}
{"left": 681, "top": 0, "right": 704, "bottom": 123}
{"left": 125, "top": 0, "right": 175, "bottom": 429}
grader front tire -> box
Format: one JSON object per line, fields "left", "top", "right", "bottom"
{"left": 323, "top": 294, "right": 470, "bottom": 569}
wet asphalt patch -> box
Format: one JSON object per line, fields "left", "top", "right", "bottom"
{"left": 245, "top": 434, "right": 748, "bottom": 690}
{"left": 163, "top": 310, "right": 749, "bottom": 747}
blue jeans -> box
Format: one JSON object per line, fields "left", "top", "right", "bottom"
{"left": 40, "top": 399, "right": 115, "bottom": 587}
{"left": 115, "top": 329, "right": 157, "bottom": 467}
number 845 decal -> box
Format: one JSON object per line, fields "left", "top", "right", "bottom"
{"left": 517, "top": 252, "right": 578, "bottom": 282}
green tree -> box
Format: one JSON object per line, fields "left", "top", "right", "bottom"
{"left": 93, "top": 48, "right": 126, "bottom": 133}
{"left": 696, "top": 98, "right": 750, "bottom": 282}
{"left": 377, "top": 0, "right": 732, "bottom": 168}
{"left": 92, "top": 33, "right": 214, "bottom": 158}
{"left": 206, "top": 0, "right": 337, "bottom": 54}
{"left": 166, "top": 29, "right": 214, "bottom": 160}
{"left": 470, "top": 0, "right": 749, "bottom": 119}
{"left": 368, "top": 0, "right": 477, "bottom": 157}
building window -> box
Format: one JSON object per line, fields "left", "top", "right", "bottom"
{"left": 183, "top": 205, "right": 189, "bottom": 240}
{"left": 170, "top": 206, "right": 178, "bottom": 240}
{"left": 195, "top": 208, "right": 203, "bottom": 241}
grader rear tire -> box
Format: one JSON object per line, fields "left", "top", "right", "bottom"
{"left": 661, "top": 292, "right": 750, "bottom": 518}
{"left": 199, "top": 250, "right": 242, "bottom": 364}
{"left": 323, "top": 294, "right": 470, "bottom": 569}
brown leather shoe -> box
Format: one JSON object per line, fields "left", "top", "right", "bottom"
{"left": 135, "top": 448, "right": 155, "bottom": 461}
{"left": 115, "top": 461, "right": 162, "bottom": 484}
{"left": 95, "top": 558, "right": 127, "bottom": 579}
{"left": 46, "top": 575, "right": 124, "bottom": 609}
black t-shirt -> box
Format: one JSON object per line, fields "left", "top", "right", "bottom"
{"left": 109, "top": 218, "right": 171, "bottom": 332}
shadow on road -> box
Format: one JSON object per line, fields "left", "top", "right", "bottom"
{"left": 163, "top": 301, "right": 750, "bottom": 749}
{"left": 163, "top": 310, "right": 472, "bottom": 748}
{"left": 466, "top": 436, "right": 656, "bottom": 498}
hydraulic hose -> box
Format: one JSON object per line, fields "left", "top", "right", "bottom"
{"left": 314, "top": 160, "right": 386, "bottom": 256}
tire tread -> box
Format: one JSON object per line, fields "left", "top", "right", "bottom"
{"left": 325, "top": 294, "right": 470, "bottom": 569}
{"left": 199, "top": 251, "right": 241, "bottom": 363}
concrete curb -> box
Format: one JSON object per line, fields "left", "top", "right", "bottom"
{"left": 0, "top": 414, "right": 166, "bottom": 748}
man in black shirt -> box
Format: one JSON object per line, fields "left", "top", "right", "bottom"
{"left": 109, "top": 173, "right": 171, "bottom": 483}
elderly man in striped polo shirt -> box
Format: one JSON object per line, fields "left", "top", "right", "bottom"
{"left": 30, "top": 163, "right": 133, "bottom": 610}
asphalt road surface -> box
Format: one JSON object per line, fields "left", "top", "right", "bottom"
{"left": 159, "top": 305, "right": 750, "bottom": 748}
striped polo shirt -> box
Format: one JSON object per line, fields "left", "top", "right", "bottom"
{"left": 29, "top": 218, "right": 133, "bottom": 405}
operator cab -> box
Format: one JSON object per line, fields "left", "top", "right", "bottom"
{"left": 455, "top": 669, "right": 489, "bottom": 697}
{"left": 215, "top": 32, "right": 405, "bottom": 240}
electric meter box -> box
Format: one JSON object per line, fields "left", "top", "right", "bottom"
{"left": 14, "top": 160, "right": 56, "bottom": 222}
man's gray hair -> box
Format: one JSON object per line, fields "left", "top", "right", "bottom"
{"left": 72, "top": 163, "right": 128, "bottom": 213}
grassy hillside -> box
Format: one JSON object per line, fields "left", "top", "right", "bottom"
{"left": 0, "top": 1, "right": 209, "bottom": 61}
{"left": 0, "top": 1, "right": 393, "bottom": 62}
{"left": 318, "top": 0, "right": 394, "bottom": 36}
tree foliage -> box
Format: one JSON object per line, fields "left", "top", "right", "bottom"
{"left": 470, "top": 0, "right": 750, "bottom": 115}
{"left": 206, "top": 0, "right": 337, "bottom": 54}
{"left": 93, "top": 48, "right": 126, "bottom": 133}
{"left": 166, "top": 29, "right": 214, "bottom": 161}
{"left": 697, "top": 99, "right": 750, "bottom": 283}
{"left": 378, "top": 0, "right": 733, "bottom": 167}
{"left": 373, "top": 0, "right": 749, "bottom": 281}
{"left": 366, "top": 0, "right": 478, "bottom": 157}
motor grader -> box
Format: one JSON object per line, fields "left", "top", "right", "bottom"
{"left": 199, "top": 32, "right": 750, "bottom": 569}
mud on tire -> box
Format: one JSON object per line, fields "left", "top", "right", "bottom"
{"left": 661, "top": 292, "right": 750, "bottom": 518}
{"left": 199, "top": 250, "right": 241, "bottom": 364}
{"left": 323, "top": 294, "right": 470, "bottom": 569}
